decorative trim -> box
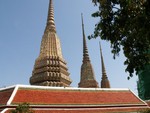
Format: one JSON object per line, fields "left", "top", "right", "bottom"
{"left": 31, "top": 106, "right": 148, "bottom": 110}
{"left": 7, "top": 85, "right": 19, "bottom": 105}
{"left": 0, "top": 84, "right": 130, "bottom": 92}
{"left": 130, "top": 89, "right": 149, "bottom": 106}
{"left": 0, "top": 85, "right": 16, "bottom": 91}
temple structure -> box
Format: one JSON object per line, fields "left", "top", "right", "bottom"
{"left": 0, "top": 85, "right": 149, "bottom": 113}
{"left": 99, "top": 42, "right": 111, "bottom": 88}
{"left": 29, "top": 0, "right": 72, "bottom": 87}
{"left": 78, "top": 14, "right": 99, "bottom": 88}
{"left": 0, "top": 0, "right": 150, "bottom": 113}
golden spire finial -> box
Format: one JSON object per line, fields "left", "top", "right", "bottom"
{"left": 46, "top": 0, "right": 56, "bottom": 32}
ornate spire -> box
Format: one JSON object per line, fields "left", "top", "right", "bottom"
{"left": 81, "top": 14, "right": 90, "bottom": 63}
{"left": 78, "top": 14, "right": 99, "bottom": 88}
{"left": 30, "top": 0, "right": 72, "bottom": 87}
{"left": 46, "top": 0, "right": 56, "bottom": 32}
{"left": 99, "top": 42, "right": 110, "bottom": 88}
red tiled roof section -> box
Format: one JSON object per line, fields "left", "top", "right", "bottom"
{"left": 12, "top": 88, "right": 143, "bottom": 105}
{"left": 0, "top": 88, "right": 14, "bottom": 105}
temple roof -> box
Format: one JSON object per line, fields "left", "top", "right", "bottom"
{"left": 0, "top": 85, "right": 149, "bottom": 113}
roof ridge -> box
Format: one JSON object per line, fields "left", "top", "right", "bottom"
{"left": 0, "top": 84, "right": 130, "bottom": 93}
{"left": 17, "top": 85, "right": 131, "bottom": 91}
{"left": 0, "top": 84, "right": 130, "bottom": 91}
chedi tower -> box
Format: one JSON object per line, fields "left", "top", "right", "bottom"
{"left": 30, "top": 0, "right": 72, "bottom": 87}
{"left": 78, "top": 14, "right": 99, "bottom": 88}
{"left": 99, "top": 42, "right": 110, "bottom": 88}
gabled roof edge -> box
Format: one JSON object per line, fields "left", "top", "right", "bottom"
{"left": 0, "top": 85, "right": 16, "bottom": 91}
{"left": 129, "top": 89, "right": 149, "bottom": 106}
{"left": 6, "top": 85, "right": 19, "bottom": 105}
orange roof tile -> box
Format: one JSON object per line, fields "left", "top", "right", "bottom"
{"left": 11, "top": 86, "right": 143, "bottom": 106}
{"left": 0, "top": 85, "right": 149, "bottom": 113}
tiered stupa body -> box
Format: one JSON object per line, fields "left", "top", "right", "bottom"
{"left": 99, "top": 42, "right": 110, "bottom": 88}
{"left": 78, "top": 14, "right": 99, "bottom": 88}
{"left": 30, "top": 0, "right": 72, "bottom": 87}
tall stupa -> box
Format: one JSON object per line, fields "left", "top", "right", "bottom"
{"left": 30, "top": 0, "right": 72, "bottom": 87}
{"left": 99, "top": 42, "right": 110, "bottom": 88}
{"left": 78, "top": 14, "right": 99, "bottom": 88}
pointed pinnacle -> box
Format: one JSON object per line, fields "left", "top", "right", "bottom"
{"left": 99, "top": 42, "right": 107, "bottom": 76}
{"left": 46, "top": 0, "right": 56, "bottom": 32}
{"left": 81, "top": 13, "right": 90, "bottom": 62}
{"left": 99, "top": 42, "right": 111, "bottom": 88}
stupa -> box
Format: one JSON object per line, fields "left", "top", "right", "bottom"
{"left": 30, "top": 0, "right": 72, "bottom": 87}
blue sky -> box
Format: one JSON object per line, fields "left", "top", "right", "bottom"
{"left": 0, "top": 0, "right": 138, "bottom": 94}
